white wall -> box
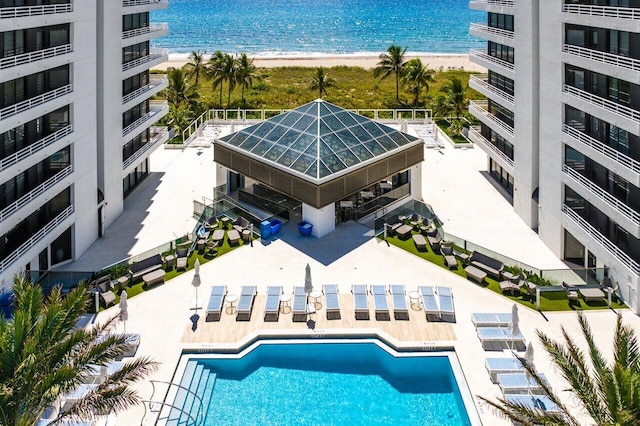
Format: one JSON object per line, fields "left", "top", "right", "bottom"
{"left": 302, "top": 203, "right": 335, "bottom": 238}
{"left": 410, "top": 163, "right": 423, "bottom": 200}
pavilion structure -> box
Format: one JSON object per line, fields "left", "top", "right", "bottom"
{"left": 214, "top": 100, "right": 424, "bottom": 237}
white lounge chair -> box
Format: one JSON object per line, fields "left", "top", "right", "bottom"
{"left": 390, "top": 285, "right": 409, "bottom": 320}
{"left": 471, "top": 312, "right": 512, "bottom": 327}
{"left": 206, "top": 285, "right": 227, "bottom": 322}
{"left": 236, "top": 286, "right": 256, "bottom": 321}
{"left": 477, "top": 327, "right": 526, "bottom": 351}
{"left": 419, "top": 286, "right": 440, "bottom": 321}
{"left": 371, "top": 285, "right": 390, "bottom": 320}
{"left": 264, "top": 286, "right": 282, "bottom": 322}
{"left": 505, "top": 394, "right": 562, "bottom": 415}
{"left": 497, "top": 373, "right": 547, "bottom": 394}
{"left": 485, "top": 357, "right": 525, "bottom": 383}
{"left": 437, "top": 286, "right": 455, "bottom": 322}
{"left": 352, "top": 285, "right": 369, "bottom": 320}
{"left": 324, "top": 284, "right": 341, "bottom": 320}
{"left": 292, "top": 286, "right": 307, "bottom": 322}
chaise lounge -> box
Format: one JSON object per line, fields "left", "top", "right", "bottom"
{"left": 324, "top": 284, "right": 341, "bottom": 320}
{"left": 472, "top": 312, "right": 512, "bottom": 328}
{"left": 419, "top": 285, "right": 440, "bottom": 321}
{"left": 371, "top": 285, "right": 390, "bottom": 320}
{"left": 292, "top": 286, "right": 307, "bottom": 322}
{"left": 236, "top": 286, "right": 257, "bottom": 321}
{"left": 437, "top": 286, "right": 455, "bottom": 323}
{"left": 205, "top": 285, "right": 227, "bottom": 322}
{"left": 264, "top": 286, "right": 282, "bottom": 322}
{"left": 352, "top": 285, "right": 369, "bottom": 320}
{"left": 497, "top": 372, "right": 548, "bottom": 395}
{"left": 485, "top": 357, "right": 525, "bottom": 383}
{"left": 477, "top": 326, "right": 526, "bottom": 351}
{"left": 390, "top": 284, "right": 409, "bottom": 320}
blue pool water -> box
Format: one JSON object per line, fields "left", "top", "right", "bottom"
{"left": 152, "top": 0, "right": 484, "bottom": 55}
{"left": 174, "top": 341, "right": 472, "bottom": 425}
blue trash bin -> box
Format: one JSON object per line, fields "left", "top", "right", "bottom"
{"left": 260, "top": 220, "right": 271, "bottom": 239}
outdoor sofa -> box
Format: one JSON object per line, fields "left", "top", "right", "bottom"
{"left": 469, "top": 251, "right": 504, "bottom": 279}
{"left": 129, "top": 254, "right": 163, "bottom": 282}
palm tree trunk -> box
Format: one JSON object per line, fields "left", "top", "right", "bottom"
{"left": 395, "top": 72, "right": 399, "bottom": 102}
{"left": 219, "top": 84, "right": 223, "bottom": 107}
{"left": 241, "top": 85, "right": 245, "bottom": 107}
{"left": 227, "top": 79, "right": 232, "bottom": 106}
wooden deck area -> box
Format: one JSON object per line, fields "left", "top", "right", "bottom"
{"left": 181, "top": 293, "right": 456, "bottom": 345}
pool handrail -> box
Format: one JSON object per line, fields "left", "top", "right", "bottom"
{"left": 144, "top": 379, "right": 203, "bottom": 426}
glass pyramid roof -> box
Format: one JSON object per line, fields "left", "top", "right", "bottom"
{"left": 217, "top": 100, "right": 420, "bottom": 182}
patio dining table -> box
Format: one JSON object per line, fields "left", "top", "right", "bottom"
{"left": 211, "top": 229, "right": 225, "bottom": 243}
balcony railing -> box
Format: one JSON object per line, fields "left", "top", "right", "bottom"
{"left": 562, "top": 4, "right": 640, "bottom": 19}
{"left": 122, "top": 101, "right": 168, "bottom": 137}
{"left": 469, "top": 0, "right": 514, "bottom": 6}
{"left": 469, "top": 49, "right": 515, "bottom": 71}
{"left": 0, "top": 205, "right": 73, "bottom": 273}
{"left": 0, "top": 165, "right": 73, "bottom": 223}
{"left": 467, "top": 127, "right": 514, "bottom": 168}
{"left": 0, "top": 84, "right": 72, "bottom": 121}
{"left": 469, "top": 23, "right": 515, "bottom": 40}
{"left": 122, "top": 23, "right": 168, "bottom": 40}
{"left": 123, "top": 128, "right": 169, "bottom": 170}
{"left": 469, "top": 74, "right": 514, "bottom": 105}
{"left": 0, "top": 125, "right": 73, "bottom": 173}
{"left": 0, "top": 44, "right": 72, "bottom": 70}
{"left": 122, "top": 75, "right": 168, "bottom": 105}
{"left": 563, "top": 84, "right": 640, "bottom": 123}
{"left": 0, "top": 3, "right": 72, "bottom": 19}
{"left": 562, "top": 204, "right": 640, "bottom": 275}
{"left": 563, "top": 164, "right": 640, "bottom": 225}
{"left": 122, "top": 0, "right": 168, "bottom": 7}
{"left": 122, "top": 50, "right": 167, "bottom": 72}
{"left": 563, "top": 44, "right": 640, "bottom": 73}
{"left": 562, "top": 124, "right": 640, "bottom": 175}
{"left": 468, "top": 100, "right": 514, "bottom": 136}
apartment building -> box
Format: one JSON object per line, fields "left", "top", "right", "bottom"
{"left": 469, "top": 0, "right": 640, "bottom": 312}
{"left": 0, "top": 0, "right": 168, "bottom": 289}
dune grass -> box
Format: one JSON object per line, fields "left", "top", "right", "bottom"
{"left": 385, "top": 231, "right": 626, "bottom": 312}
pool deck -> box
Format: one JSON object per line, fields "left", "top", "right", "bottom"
{"left": 68, "top": 134, "right": 636, "bottom": 425}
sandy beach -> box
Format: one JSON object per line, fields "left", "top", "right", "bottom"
{"left": 152, "top": 53, "right": 484, "bottom": 72}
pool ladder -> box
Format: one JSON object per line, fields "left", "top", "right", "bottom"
{"left": 142, "top": 379, "right": 204, "bottom": 426}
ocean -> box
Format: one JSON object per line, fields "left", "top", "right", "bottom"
{"left": 151, "top": 0, "right": 484, "bottom": 56}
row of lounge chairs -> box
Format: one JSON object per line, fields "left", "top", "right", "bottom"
{"left": 472, "top": 312, "right": 526, "bottom": 351}
{"left": 419, "top": 286, "right": 456, "bottom": 322}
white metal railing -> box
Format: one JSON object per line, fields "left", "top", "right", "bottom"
{"left": 468, "top": 100, "right": 514, "bottom": 136}
{"left": 0, "top": 165, "right": 72, "bottom": 222}
{"left": 469, "top": 0, "right": 514, "bottom": 7}
{"left": 563, "top": 44, "right": 640, "bottom": 72}
{"left": 562, "top": 204, "right": 640, "bottom": 275}
{"left": 122, "top": 75, "right": 168, "bottom": 105}
{"left": 563, "top": 4, "right": 640, "bottom": 19}
{"left": 563, "top": 164, "right": 640, "bottom": 225}
{"left": 0, "top": 84, "right": 72, "bottom": 121}
{"left": 122, "top": 23, "right": 168, "bottom": 39}
{"left": 469, "top": 74, "right": 514, "bottom": 105}
{"left": 0, "top": 125, "right": 73, "bottom": 173}
{"left": 562, "top": 124, "right": 640, "bottom": 175}
{"left": 467, "top": 127, "right": 514, "bottom": 168}
{"left": 122, "top": 128, "right": 168, "bottom": 170}
{"left": 563, "top": 84, "right": 640, "bottom": 123}
{"left": 0, "top": 44, "right": 72, "bottom": 70}
{"left": 469, "top": 49, "right": 515, "bottom": 71}
{"left": 122, "top": 50, "right": 167, "bottom": 72}
{"left": 0, "top": 3, "right": 72, "bottom": 19}
{"left": 469, "top": 23, "right": 515, "bottom": 40}
{"left": 0, "top": 205, "right": 73, "bottom": 273}
{"left": 122, "top": 101, "right": 168, "bottom": 137}
{"left": 123, "top": 0, "right": 168, "bottom": 7}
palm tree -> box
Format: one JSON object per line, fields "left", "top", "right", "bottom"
{"left": 310, "top": 67, "right": 336, "bottom": 98}
{"left": 481, "top": 312, "right": 640, "bottom": 426}
{"left": 215, "top": 53, "right": 237, "bottom": 107}
{"left": 208, "top": 50, "right": 226, "bottom": 107}
{"left": 438, "top": 76, "right": 468, "bottom": 120}
{"left": 166, "top": 67, "right": 198, "bottom": 108}
{"left": 0, "top": 275, "right": 157, "bottom": 425}
{"left": 373, "top": 45, "right": 407, "bottom": 102}
{"left": 400, "top": 58, "right": 434, "bottom": 107}
{"left": 235, "top": 53, "right": 256, "bottom": 107}
{"left": 184, "top": 50, "right": 205, "bottom": 87}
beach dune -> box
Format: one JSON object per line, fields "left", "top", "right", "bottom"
{"left": 152, "top": 53, "right": 484, "bottom": 72}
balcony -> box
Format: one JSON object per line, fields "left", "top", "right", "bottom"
{"left": 122, "top": 0, "right": 168, "bottom": 12}
{"left": 563, "top": 4, "right": 640, "bottom": 32}
{"left": 0, "top": 205, "right": 73, "bottom": 273}
{"left": 0, "top": 84, "right": 72, "bottom": 122}
{"left": 469, "top": 0, "right": 514, "bottom": 13}
{"left": 467, "top": 126, "right": 514, "bottom": 171}
{"left": 469, "top": 23, "right": 514, "bottom": 47}
{"left": 0, "top": 44, "right": 72, "bottom": 71}
{"left": 123, "top": 127, "right": 169, "bottom": 172}
{"left": 468, "top": 74, "right": 514, "bottom": 109}
{"left": 562, "top": 204, "right": 640, "bottom": 275}
{"left": 468, "top": 100, "right": 514, "bottom": 143}
{"left": 122, "top": 23, "right": 169, "bottom": 46}
{"left": 469, "top": 49, "right": 515, "bottom": 78}
{"left": 123, "top": 75, "right": 168, "bottom": 110}
{"left": 0, "top": 125, "right": 73, "bottom": 174}
{"left": 562, "top": 84, "right": 640, "bottom": 135}
{"left": 0, "top": 166, "right": 73, "bottom": 223}
{"left": 122, "top": 101, "right": 169, "bottom": 138}
{"left": 561, "top": 124, "right": 640, "bottom": 186}
{"left": 122, "top": 50, "right": 168, "bottom": 77}
{"left": 0, "top": 3, "right": 72, "bottom": 19}
{"left": 563, "top": 44, "right": 640, "bottom": 84}
{"left": 562, "top": 164, "right": 640, "bottom": 236}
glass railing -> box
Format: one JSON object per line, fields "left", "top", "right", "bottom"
{"left": 355, "top": 183, "right": 411, "bottom": 219}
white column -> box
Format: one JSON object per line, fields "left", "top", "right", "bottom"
{"left": 410, "top": 163, "right": 423, "bottom": 200}
{"left": 302, "top": 203, "right": 335, "bottom": 238}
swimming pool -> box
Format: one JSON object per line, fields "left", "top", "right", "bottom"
{"left": 164, "top": 340, "right": 477, "bottom": 425}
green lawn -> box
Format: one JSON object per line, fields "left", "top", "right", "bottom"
{"left": 385, "top": 231, "right": 626, "bottom": 312}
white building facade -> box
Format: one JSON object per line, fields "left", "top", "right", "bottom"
{"left": 0, "top": 0, "right": 168, "bottom": 289}
{"left": 470, "top": 0, "right": 640, "bottom": 312}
